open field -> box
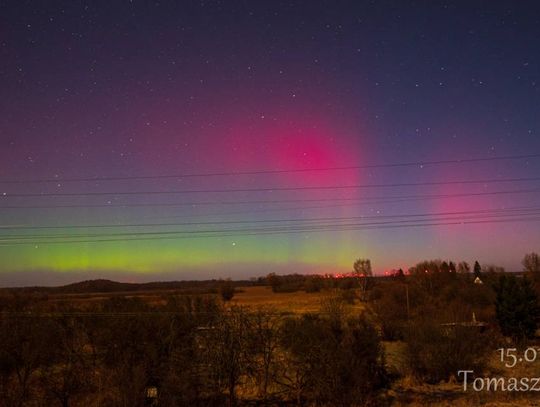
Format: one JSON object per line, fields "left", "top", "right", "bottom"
{"left": 23, "top": 284, "right": 364, "bottom": 314}
{"left": 231, "top": 285, "right": 365, "bottom": 313}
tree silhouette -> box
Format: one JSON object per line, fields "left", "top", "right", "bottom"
{"left": 473, "top": 261, "right": 482, "bottom": 278}
{"left": 219, "top": 279, "right": 235, "bottom": 302}
{"left": 494, "top": 274, "right": 538, "bottom": 342}
{"left": 441, "top": 261, "right": 450, "bottom": 273}
{"left": 353, "top": 258, "right": 372, "bottom": 299}
{"left": 522, "top": 252, "right": 540, "bottom": 296}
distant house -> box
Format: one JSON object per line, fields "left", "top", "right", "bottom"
{"left": 145, "top": 384, "right": 159, "bottom": 406}
{"left": 474, "top": 276, "right": 483, "bottom": 284}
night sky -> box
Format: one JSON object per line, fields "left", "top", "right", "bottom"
{"left": 1, "top": 1, "right": 540, "bottom": 285}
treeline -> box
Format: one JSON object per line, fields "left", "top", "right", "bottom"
{"left": 0, "top": 295, "right": 387, "bottom": 407}
{"left": 259, "top": 273, "right": 363, "bottom": 293}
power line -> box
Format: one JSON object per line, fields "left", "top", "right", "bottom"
{"left": 1, "top": 153, "right": 538, "bottom": 184}
{"left": 3, "top": 211, "right": 539, "bottom": 240}
{"left": 0, "top": 188, "right": 540, "bottom": 218}
{"left": 1, "top": 213, "right": 539, "bottom": 245}
{"left": 148, "top": 189, "right": 540, "bottom": 220}
{"left": 2, "top": 176, "right": 540, "bottom": 198}
{"left": 2, "top": 216, "right": 539, "bottom": 246}
{"left": 1, "top": 206, "right": 539, "bottom": 231}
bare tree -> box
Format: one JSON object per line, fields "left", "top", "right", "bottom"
{"left": 0, "top": 314, "right": 56, "bottom": 407}
{"left": 39, "top": 316, "right": 91, "bottom": 407}
{"left": 278, "top": 314, "right": 386, "bottom": 406}
{"left": 523, "top": 252, "right": 540, "bottom": 272}
{"left": 353, "top": 258, "right": 372, "bottom": 300}
{"left": 200, "top": 307, "right": 250, "bottom": 406}
{"left": 523, "top": 252, "right": 540, "bottom": 280}
{"left": 245, "top": 307, "right": 281, "bottom": 402}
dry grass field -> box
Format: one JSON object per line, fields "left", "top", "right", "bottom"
{"left": 230, "top": 285, "right": 365, "bottom": 314}
{"left": 43, "top": 284, "right": 364, "bottom": 313}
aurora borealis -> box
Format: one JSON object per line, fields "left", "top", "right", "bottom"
{"left": 1, "top": 1, "right": 540, "bottom": 285}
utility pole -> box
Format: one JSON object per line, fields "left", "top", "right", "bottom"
{"left": 406, "top": 284, "right": 410, "bottom": 321}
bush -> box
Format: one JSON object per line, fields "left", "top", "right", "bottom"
{"left": 371, "top": 284, "right": 409, "bottom": 341}
{"left": 404, "top": 319, "right": 491, "bottom": 383}
{"left": 266, "top": 273, "right": 304, "bottom": 293}
{"left": 339, "top": 277, "right": 357, "bottom": 290}
{"left": 280, "top": 314, "right": 387, "bottom": 405}
{"left": 304, "top": 276, "right": 322, "bottom": 293}
{"left": 219, "top": 279, "right": 235, "bottom": 302}
{"left": 340, "top": 289, "right": 356, "bottom": 304}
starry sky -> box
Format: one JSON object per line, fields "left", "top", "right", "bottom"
{"left": 1, "top": 1, "right": 540, "bottom": 286}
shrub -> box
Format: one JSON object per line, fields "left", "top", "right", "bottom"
{"left": 219, "top": 279, "right": 235, "bottom": 302}
{"left": 404, "top": 319, "right": 491, "bottom": 383}
{"left": 371, "top": 283, "right": 409, "bottom": 341}
{"left": 304, "top": 276, "right": 322, "bottom": 293}
{"left": 340, "top": 289, "right": 356, "bottom": 304}
{"left": 280, "top": 314, "right": 387, "bottom": 405}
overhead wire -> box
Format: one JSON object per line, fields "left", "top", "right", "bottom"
{"left": 0, "top": 152, "right": 538, "bottom": 184}
{"left": 1, "top": 217, "right": 539, "bottom": 246}
{"left": 2, "top": 186, "right": 540, "bottom": 211}
{"left": 1, "top": 176, "right": 540, "bottom": 198}
{"left": 1, "top": 205, "right": 539, "bottom": 231}
{"left": 1, "top": 211, "right": 539, "bottom": 245}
